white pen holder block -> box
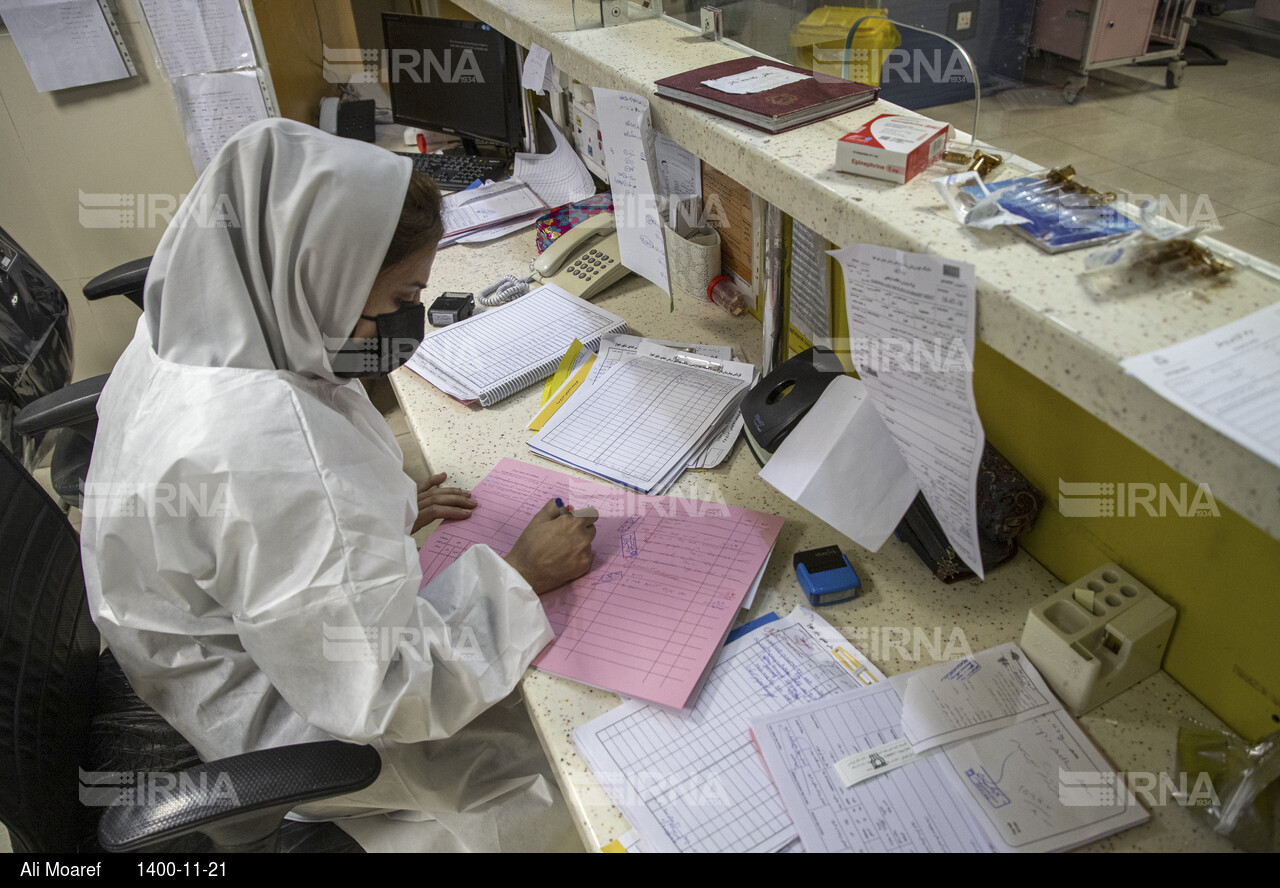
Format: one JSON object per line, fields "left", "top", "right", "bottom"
{"left": 1020, "top": 563, "right": 1175, "bottom": 716}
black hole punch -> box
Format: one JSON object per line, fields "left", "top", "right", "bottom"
{"left": 765, "top": 381, "right": 795, "bottom": 405}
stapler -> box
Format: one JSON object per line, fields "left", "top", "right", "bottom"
{"left": 739, "top": 346, "right": 846, "bottom": 466}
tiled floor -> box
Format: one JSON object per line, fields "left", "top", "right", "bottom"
{"left": 926, "top": 40, "right": 1280, "bottom": 266}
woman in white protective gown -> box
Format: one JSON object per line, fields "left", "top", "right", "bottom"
{"left": 80, "top": 119, "right": 596, "bottom": 852}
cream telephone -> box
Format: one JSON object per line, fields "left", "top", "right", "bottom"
{"left": 477, "top": 212, "right": 631, "bottom": 306}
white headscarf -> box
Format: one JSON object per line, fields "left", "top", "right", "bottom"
{"left": 143, "top": 118, "right": 411, "bottom": 383}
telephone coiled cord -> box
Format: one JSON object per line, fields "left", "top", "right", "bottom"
{"left": 477, "top": 273, "right": 536, "bottom": 307}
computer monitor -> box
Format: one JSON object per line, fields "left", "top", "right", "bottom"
{"left": 382, "top": 14, "right": 523, "bottom": 154}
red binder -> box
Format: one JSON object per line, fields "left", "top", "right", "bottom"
{"left": 654, "top": 57, "right": 879, "bottom": 133}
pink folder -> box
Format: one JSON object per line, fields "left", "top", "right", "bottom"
{"left": 419, "top": 459, "right": 785, "bottom": 710}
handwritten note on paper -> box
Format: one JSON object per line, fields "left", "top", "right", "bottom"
{"left": 418, "top": 459, "right": 784, "bottom": 710}
{"left": 896, "top": 642, "right": 1059, "bottom": 753}
{"left": 941, "top": 710, "right": 1148, "bottom": 852}
{"left": 1122, "top": 298, "right": 1280, "bottom": 471}
{"left": 519, "top": 42, "right": 562, "bottom": 94}
{"left": 592, "top": 88, "right": 671, "bottom": 295}
{"left": 573, "top": 608, "right": 883, "bottom": 853}
{"left": 751, "top": 685, "right": 993, "bottom": 853}
{"left": 439, "top": 179, "right": 545, "bottom": 239}
{"left": 702, "top": 65, "right": 811, "bottom": 95}
{"left": 830, "top": 243, "right": 987, "bottom": 578}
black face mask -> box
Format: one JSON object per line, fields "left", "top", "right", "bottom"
{"left": 332, "top": 301, "right": 426, "bottom": 379}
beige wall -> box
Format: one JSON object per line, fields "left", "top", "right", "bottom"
{"left": 252, "top": 0, "right": 361, "bottom": 125}
{"left": 0, "top": 0, "right": 197, "bottom": 382}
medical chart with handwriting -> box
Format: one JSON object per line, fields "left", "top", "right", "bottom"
{"left": 418, "top": 459, "right": 783, "bottom": 709}
{"left": 573, "top": 608, "right": 883, "bottom": 853}
{"left": 593, "top": 88, "right": 671, "bottom": 294}
{"left": 751, "top": 684, "right": 993, "bottom": 853}
{"left": 897, "top": 642, "right": 1059, "bottom": 752}
{"left": 830, "top": 243, "right": 986, "bottom": 578}
{"left": 941, "top": 709, "right": 1148, "bottom": 852}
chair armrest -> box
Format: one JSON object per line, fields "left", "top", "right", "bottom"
{"left": 84, "top": 257, "right": 150, "bottom": 310}
{"left": 13, "top": 375, "right": 107, "bottom": 437}
{"left": 97, "top": 741, "right": 381, "bottom": 853}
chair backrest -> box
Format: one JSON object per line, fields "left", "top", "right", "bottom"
{"left": 0, "top": 226, "right": 73, "bottom": 463}
{"left": 0, "top": 442, "right": 101, "bottom": 851}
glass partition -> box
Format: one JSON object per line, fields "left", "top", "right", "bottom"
{"left": 659, "top": 0, "right": 1280, "bottom": 270}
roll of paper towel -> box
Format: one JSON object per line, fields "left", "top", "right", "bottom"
{"left": 663, "top": 225, "right": 722, "bottom": 305}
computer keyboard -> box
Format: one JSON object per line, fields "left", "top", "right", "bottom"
{"left": 395, "top": 151, "right": 511, "bottom": 189}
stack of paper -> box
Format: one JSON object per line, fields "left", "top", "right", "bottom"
{"left": 418, "top": 459, "right": 785, "bottom": 710}
{"left": 528, "top": 338, "right": 754, "bottom": 494}
{"left": 574, "top": 608, "right": 886, "bottom": 853}
{"left": 437, "top": 179, "right": 547, "bottom": 246}
{"left": 404, "top": 284, "right": 627, "bottom": 406}
{"left": 749, "top": 641, "right": 1149, "bottom": 853}
{"left": 577, "top": 612, "right": 1150, "bottom": 853}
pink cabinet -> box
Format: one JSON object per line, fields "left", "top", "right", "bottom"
{"left": 1033, "top": 0, "right": 1161, "bottom": 63}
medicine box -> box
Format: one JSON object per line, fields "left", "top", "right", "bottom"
{"left": 836, "top": 114, "right": 949, "bottom": 185}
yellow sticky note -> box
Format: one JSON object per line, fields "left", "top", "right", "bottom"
{"left": 529, "top": 357, "right": 595, "bottom": 430}
{"left": 541, "top": 339, "right": 584, "bottom": 406}
{"left": 600, "top": 839, "right": 627, "bottom": 853}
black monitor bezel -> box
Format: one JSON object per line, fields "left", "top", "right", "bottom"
{"left": 381, "top": 13, "right": 523, "bottom": 151}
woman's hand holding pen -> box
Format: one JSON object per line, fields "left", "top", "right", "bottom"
{"left": 411, "top": 472, "right": 478, "bottom": 534}
{"left": 505, "top": 498, "right": 598, "bottom": 595}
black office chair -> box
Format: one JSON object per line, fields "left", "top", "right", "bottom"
{"left": 0, "top": 441, "right": 378, "bottom": 853}
{"left": 0, "top": 226, "right": 73, "bottom": 470}
{"left": 8, "top": 252, "right": 151, "bottom": 509}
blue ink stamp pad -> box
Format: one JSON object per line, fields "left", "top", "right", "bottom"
{"left": 793, "top": 545, "right": 860, "bottom": 607}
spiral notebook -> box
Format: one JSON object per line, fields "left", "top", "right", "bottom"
{"left": 404, "top": 283, "right": 628, "bottom": 406}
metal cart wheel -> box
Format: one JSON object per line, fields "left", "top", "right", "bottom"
{"left": 1064, "top": 77, "right": 1087, "bottom": 104}
{"left": 1166, "top": 60, "right": 1187, "bottom": 89}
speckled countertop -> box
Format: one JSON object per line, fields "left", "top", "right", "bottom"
{"left": 389, "top": 228, "right": 1237, "bottom": 853}
{"left": 453, "top": 0, "right": 1280, "bottom": 542}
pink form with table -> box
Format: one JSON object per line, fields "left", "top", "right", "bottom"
{"left": 418, "top": 459, "right": 784, "bottom": 710}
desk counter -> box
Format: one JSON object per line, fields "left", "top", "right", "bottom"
{"left": 390, "top": 228, "right": 1236, "bottom": 853}
{"left": 451, "top": 0, "right": 1280, "bottom": 543}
